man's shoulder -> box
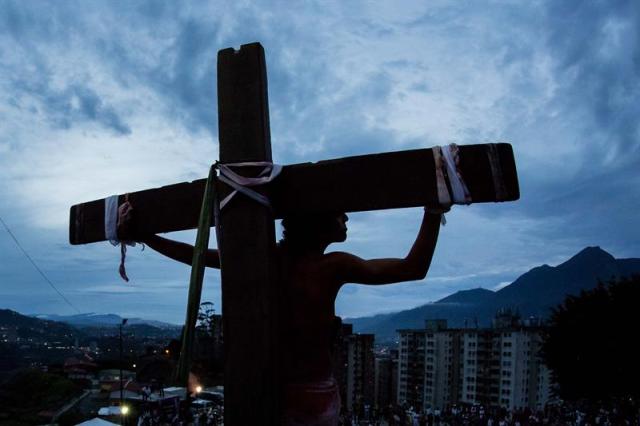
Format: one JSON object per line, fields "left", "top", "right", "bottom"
{"left": 323, "top": 251, "right": 358, "bottom": 263}
{"left": 322, "top": 251, "right": 365, "bottom": 274}
{"left": 325, "top": 250, "right": 367, "bottom": 261}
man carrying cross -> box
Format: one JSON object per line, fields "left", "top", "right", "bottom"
{"left": 70, "top": 42, "right": 519, "bottom": 424}
{"left": 119, "top": 204, "right": 446, "bottom": 425}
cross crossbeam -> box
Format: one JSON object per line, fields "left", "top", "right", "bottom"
{"left": 69, "top": 143, "right": 518, "bottom": 245}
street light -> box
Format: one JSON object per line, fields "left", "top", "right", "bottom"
{"left": 121, "top": 405, "right": 129, "bottom": 426}
{"left": 119, "top": 318, "right": 128, "bottom": 422}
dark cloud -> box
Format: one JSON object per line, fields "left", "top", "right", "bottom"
{"left": 1, "top": 3, "right": 131, "bottom": 135}
{"left": 462, "top": 1, "right": 640, "bottom": 261}
{"left": 90, "top": 5, "right": 277, "bottom": 139}
{"left": 268, "top": 61, "right": 397, "bottom": 162}
{"left": 143, "top": 18, "right": 219, "bottom": 136}
{"left": 544, "top": 1, "right": 640, "bottom": 157}
{"left": 1, "top": 1, "right": 68, "bottom": 42}
{"left": 11, "top": 77, "right": 132, "bottom": 135}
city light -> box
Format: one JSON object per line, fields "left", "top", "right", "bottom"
{"left": 121, "top": 405, "right": 129, "bottom": 415}
{"left": 196, "top": 385, "right": 202, "bottom": 394}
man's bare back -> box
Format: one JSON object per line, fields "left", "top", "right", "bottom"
{"left": 121, "top": 207, "right": 443, "bottom": 422}
{"left": 278, "top": 211, "right": 441, "bottom": 382}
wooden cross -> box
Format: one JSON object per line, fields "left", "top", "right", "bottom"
{"left": 69, "top": 43, "right": 519, "bottom": 424}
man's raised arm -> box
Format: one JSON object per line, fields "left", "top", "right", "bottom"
{"left": 143, "top": 235, "right": 221, "bottom": 269}
{"left": 330, "top": 209, "right": 442, "bottom": 285}
{"left": 117, "top": 204, "right": 220, "bottom": 269}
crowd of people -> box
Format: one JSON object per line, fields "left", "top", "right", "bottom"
{"left": 135, "top": 405, "right": 222, "bottom": 425}
{"left": 340, "top": 399, "right": 640, "bottom": 425}
{"left": 126, "top": 399, "right": 640, "bottom": 425}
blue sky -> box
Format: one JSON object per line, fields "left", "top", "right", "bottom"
{"left": 0, "top": 1, "right": 638, "bottom": 324}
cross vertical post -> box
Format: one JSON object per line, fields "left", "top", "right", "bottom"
{"left": 217, "top": 43, "right": 281, "bottom": 424}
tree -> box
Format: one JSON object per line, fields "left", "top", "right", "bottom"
{"left": 193, "top": 302, "right": 223, "bottom": 385}
{"left": 542, "top": 275, "right": 640, "bottom": 402}
{"left": 196, "top": 301, "right": 218, "bottom": 336}
{"left": 0, "top": 369, "right": 82, "bottom": 424}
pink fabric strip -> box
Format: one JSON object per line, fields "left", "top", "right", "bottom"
{"left": 441, "top": 143, "right": 472, "bottom": 204}
{"left": 216, "top": 162, "right": 282, "bottom": 210}
{"left": 432, "top": 147, "right": 452, "bottom": 207}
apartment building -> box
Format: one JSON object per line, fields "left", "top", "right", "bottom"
{"left": 423, "top": 320, "right": 459, "bottom": 410}
{"left": 345, "top": 333, "right": 375, "bottom": 412}
{"left": 333, "top": 323, "right": 375, "bottom": 414}
{"left": 374, "top": 350, "right": 398, "bottom": 410}
{"left": 397, "top": 328, "right": 426, "bottom": 410}
{"left": 397, "top": 312, "right": 551, "bottom": 412}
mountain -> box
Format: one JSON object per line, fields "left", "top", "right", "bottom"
{"left": 492, "top": 246, "right": 632, "bottom": 316}
{"left": 33, "top": 313, "right": 180, "bottom": 330}
{"left": 0, "top": 309, "right": 83, "bottom": 341}
{"left": 349, "top": 247, "right": 640, "bottom": 343}
{"left": 2, "top": 310, "right": 181, "bottom": 340}
{"left": 437, "top": 288, "right": 495, "bottom": 305}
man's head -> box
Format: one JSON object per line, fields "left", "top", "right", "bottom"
{"left": 281, "top": 211, "right": 348, "bottom": 249}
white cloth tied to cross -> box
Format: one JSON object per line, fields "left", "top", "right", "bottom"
{"left": 105, "top": 196, "right": 137, "bottom": 247}
{"left": 431, "top": 144, "right": 473, "bottom": 225}
{"left": 216, "top": 161, "right": 283, "bottom": 210}
{"left": 105, "top": 195, "right": 137, "bottom": 282}
{"left": 432, "top": 144, "right": 472, "bottom": 207}
{"left": 104, "top": 195, "right": 120, "bottom": 245}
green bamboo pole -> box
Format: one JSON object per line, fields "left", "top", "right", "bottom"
{"left": 175, "top": 165, "right": 217, "bottom": 386}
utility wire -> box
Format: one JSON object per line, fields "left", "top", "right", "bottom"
{"left": 0, "top": 214, "right": 82, "bottom": 314}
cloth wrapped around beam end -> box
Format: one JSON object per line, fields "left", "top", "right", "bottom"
{"left": 104, "top": 195, "right": 137, "bottom": 282}
{"left": 432, "top": 144, "right": 473, "bottom": 208}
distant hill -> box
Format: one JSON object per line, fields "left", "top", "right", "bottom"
{"left": 437, "top": 288, "right": 495, "bottom": 305}
{"left": 349, "top": 247, "right": 640, "bottom": 343}
{"left": 0, "top": 309, "right": 83, "bottom": 342}
{"left": 33, "top": 313, "right": 180, "bottom": 330}
{"left": 0, "top": 310, "right": 180, "bottom": 341}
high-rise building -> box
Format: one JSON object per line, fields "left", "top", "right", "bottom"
{"left": 345, "top": 333, "right": 375, "bottom": 413}
{"left": 397, "top": 328, "right": 426, "bottom": 411}
{"left": 374, "top": 350, "right": 398, "bottom": 410}
{"left": 333, "top": 323, "right": 375, "bottom": 415}
{"left": 423, "top": 320, "right": 459, "bottom": 410}
{"left": 396, "top": 313, "right": 551, "bottom": 412}
{"left": 333, "top": 322, "right": 353, "bottom": 411}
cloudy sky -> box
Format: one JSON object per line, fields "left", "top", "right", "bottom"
{"left": 1, "top": 1, "right": 638, "bottom": 324}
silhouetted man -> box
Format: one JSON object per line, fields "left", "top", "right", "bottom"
{"left": 121, "top": 207, "right": 444, "bottom": 425}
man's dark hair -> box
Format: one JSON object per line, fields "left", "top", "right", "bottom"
{"left": 280, "top": 212, "right": 341, "bottom": 250}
